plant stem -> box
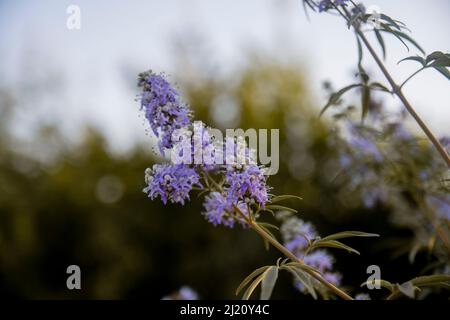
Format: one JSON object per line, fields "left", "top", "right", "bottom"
{"left": 341, "top": 7, "right": 450, "bottom": 168}
{"left": 204, "top": 169, "right": 354, "bottom": 299}
{"left": 399, "top": 67, "right": 426, "bottom": 90}
{"left": 233, "top": 205, "right": 354, "bottom": 300}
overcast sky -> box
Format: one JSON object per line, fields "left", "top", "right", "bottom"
{"left": 0, "top": 0, "right": 449, "bottom": 152}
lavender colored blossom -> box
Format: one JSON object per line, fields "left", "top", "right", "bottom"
{"left": 349, "top": 136, "right": 382, "bottom": 162}
{"left": 138, "top": 71, "right": 192, "bottom": 154}
{"left": 355, "top": 293, "right": 371, "bottom": 300}
{"left": 280, "top": 217, "right": 342, "bottom": 295}
{"left": 202, "top": 192, "right": 249, "bottom": 228}
{"left": 323, "top": 272, "right": 342, "bottom": 286}
{"left": 224, "top": 136, "right": 257, "bottom": 170}
{"left": 347, "top": 123, "right": 383, "bottom": 162}
{"left": 391, "top": 122, "right": 413, "bottom": 141}
{"left": 426, "top": 195, "right": 450, "bottom": 220}
{"left": 351, "top": 3, "right": 366, "bottom": 15}
{"left": 226, "top": 164, "right": 269, "bottom": 208}
{"left": 304, "top": 250, "right": 334, "bottom": 272}
{"left": 192, "top": 122, "right": 221, "bottom": 171}
{"left": 162, "top": 286, "right": 198, "bottom": 300}
{"left": 179, "top": 286, "right": 199, "bottom": 300}
{"left": 440, "top": 136, "right": 450, "bottom": 152}
{"left": 281, "top": 217, "right": 317, "bottom": 255}
{"left": 362, "top": 187, "right": 386, "bottom": 209}
{"left": 318, "top": 0, "right": 348, "bottom": 12}
{"left": 143, "top": 163, "right": 201, "bottom": 205}
{"left": 339, "top": 154, "right": 352, "bottom": 168}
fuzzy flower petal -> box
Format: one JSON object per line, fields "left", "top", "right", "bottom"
{"left": 143, "top": 164, "right": 201, "bottom": 205}
{"left": 138, "top": 71, "right": 192, "bottom": 154}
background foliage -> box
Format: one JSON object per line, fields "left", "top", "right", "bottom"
{"left": 0, "top": 56, "right": 448, "bottom": 299}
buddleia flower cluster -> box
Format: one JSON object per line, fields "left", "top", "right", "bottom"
{"left": 138, "top": 71, "right": 269, "bottom": 228}
{"left": 280, "top": 216, "right": 342, "bottom": 293}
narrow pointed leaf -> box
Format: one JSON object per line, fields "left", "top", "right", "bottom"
{"left": 321, "top": 231, "right": 380, "bottom": 241}
{"left": 370, "top": 82, "right": 391, "bottom": 93}
{"left": 374, "top": 29, "right": 386, "bottom": 59}
{"left": 270, "top": 195, "right": 303, "bottom": 203}
{"left": 257, "top": 222, "right": 279, "bottom": 231}
{"left": 425, "top": 51, "right": 448, "bottom": 64}
{"left": 390, "top": 29, "right": 425, "bottom": 54}
{"left": 398, "top": 56, "right": 426, "bottom": 66}
{"left": 286, "top": 266, "right": 317, "bottom": 299}
{"left": 361, "top": 85, "right": 371, "bottom": 121}
{"left": 235, "top": 266, "right": 270, "bottom": 296}
{"left": 410, "top": 275, "right": 450, "bottom": 287}
{"left": 397, "top": 282, "right": 417, "bottom": 299}
{"left": 311, "top": 240, "right": 360, "bottom": 255}
{"left": 260, "top": 266, "right": 279, "bottom": 300}
{"left": 283, "top": 262, "right": 322, "bottom": 276}
{"left": 320, "top": 84, "right": 362, "bottom": 116}
{"left": 265, "top": 205, "right": 298, "bottom": 214}
{"left": 242, "top": 269, "right": 269, "bottom": 300}
{"left": 434, "top": 66, "right": 450, "bottom": 81}
{"left": 380, "top": 14, "right": 403, "bottom": 31}
{"left": 360, "top": 279, "right": 394, "bottom": 292}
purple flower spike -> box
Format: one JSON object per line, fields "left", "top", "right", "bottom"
{"left": 226, "top": 165, "right": 269, "bottom": 208}
{"left": 138, "top": 71, "right": 192, "bottom": 154}
{"left": 202, "top": 192, "right": 249, "bottom": 228}
{"left": 143, "top": 163, "right": 201, "bottom": 205}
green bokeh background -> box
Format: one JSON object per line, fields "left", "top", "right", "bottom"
{"left": 0, "top": 59, "right": 442, "bottom": 299}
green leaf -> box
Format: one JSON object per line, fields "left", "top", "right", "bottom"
{"left": 283, "top": 262, "right": 322, "bottom": 276}
{"left": 285, "top": 266, "right": 317, "bottom": 299}
{"left": 321, "top": 231, "right": 380, "bottom": 242}
{"left": 257, "top": 222, "right": 279, "bottom": 231}
{"left": 355, "top": 36, "right": 369, "bottom": 83}
{"left": 434, "top": 66, "right": 450, "bottom": 81}
{"left": 320, "top": 84, "right": 362, "bottom": 116}
{"left": 374, "top": 29, "right": 386, "bottom": 59}
{"left": 360, "top": 279, "right": 394, "bottom": 292}
{"left": 380, "top": 13, "right": 403, "bottom": 31}
{"left": 260, "top": 266, "right": 279, "bottom": 300}
{"left": 242, "top": 270, "right": 268, "bottom": 300}
{"left": 370, "top": 82, "right": 392, "bottom": 93}
{"left": 410, "top": 274, "right": 450, "bottom": 287}
{"left": 425, "top": 51, "right": 449, "bottom": 64}
{"left": 429, "top": 57, "right": 450, "bottom": 68}
{"left": 356, "top": 36, "right": 363, "bottom": 66}
{"left": 310, "top": 240, "right": 360, "bottom": 255}
{"left": 390, "top": 30, "right": 425, "bottom": 54}
{"left": 235, "top": 266, "right": 270, "bottom": 296}
{"left": 397, "top": 282, "right": 417, "bottom": 299}
{"left": 408, "top": 242, "right": 422, "bottom": 264}
{"left": 380, "top": 23, "right": 409, "bottom": 51}
{"left": 361, "top": 85, "right": 371, "bottom": 121}
{"left": 398, "top": 56, "right": 426, "bottom": 66}
{"left": 380, "top": 26, "right": 425, "bottom": 54}
{"left": 265, "top": 205, "right": 298, "bottom": 214}
{"left": 270, "top": 194, "right": 303, "bottom": 203}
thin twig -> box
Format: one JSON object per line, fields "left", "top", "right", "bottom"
{"left": 340, "top": 6, "right": 450, "bottom": 168}
{"left": 233, "top": 205, "right": 354, "bottom": 300}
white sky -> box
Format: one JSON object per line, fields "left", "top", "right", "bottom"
{"left": 0, "top": 0, "right": 449, "bottom": 152}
